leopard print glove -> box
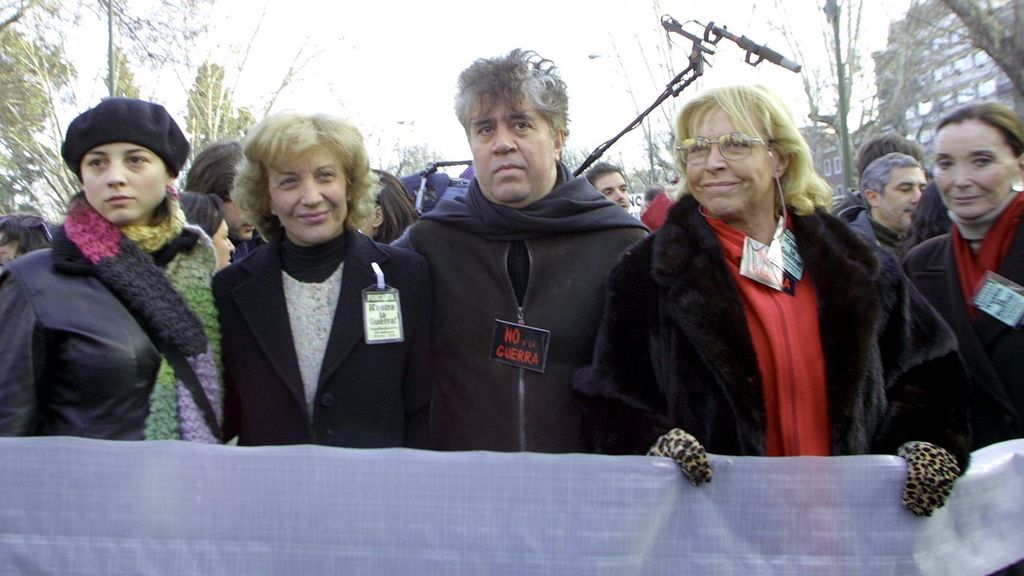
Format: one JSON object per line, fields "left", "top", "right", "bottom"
{"left": 647, "top": 428, "right": 712, "bottom": 486}
{"left": 898, "top": 441, "right": 961, "bottom": 517}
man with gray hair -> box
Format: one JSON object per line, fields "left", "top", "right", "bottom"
{"left": 845, "top": 152, "right": 927, "bottom": 253}
{"left": 396, "top": 49, "right": 646, "bottom": 453}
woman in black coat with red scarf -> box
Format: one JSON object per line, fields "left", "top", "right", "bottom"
{"left": 904, "top": 102, "right": 1024, "bottom": 452}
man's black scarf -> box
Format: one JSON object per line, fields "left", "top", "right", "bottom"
{"left": 421, "top": 163, "right": 647, "bottom": 241}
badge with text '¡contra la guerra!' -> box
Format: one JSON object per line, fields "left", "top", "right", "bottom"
{"left": 490, "top": 319, "right": 551, "bottom": 373}
{"left": 362, "top": 262, "right": 404, "bottom": 344}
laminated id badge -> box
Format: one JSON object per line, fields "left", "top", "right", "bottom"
{"left": 363, "top": 262, "right": 404, "bottom": 344}
{"left": 972, "top": 271, "right": 1024, "bottom": 328}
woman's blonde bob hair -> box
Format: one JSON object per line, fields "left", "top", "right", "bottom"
{"left": 232, "top": 112, "right": 379, "bottom": 240}
{"left": 674, "top": 84, "right": 832, "bottom": 216}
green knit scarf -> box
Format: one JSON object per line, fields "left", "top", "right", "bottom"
{"left": 140, "top": 222, "right": 222, "bottom": 440}
{"left": 64, "top": 195, "right": 223, "bottom": 441}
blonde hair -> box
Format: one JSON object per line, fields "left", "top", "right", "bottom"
{"left": 674, "top": 85, "right": 831, "bottom": 216}
{"left": 232, "top": 112, "right": 379, "bottom": 240}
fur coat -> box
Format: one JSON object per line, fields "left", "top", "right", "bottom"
{"left": 574, "top": 194, "right": 971, "bottom": 470}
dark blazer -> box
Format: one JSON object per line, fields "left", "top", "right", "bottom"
{"left": 213, "top": 231, "right": 431, "bottom": 448}
{"left": 904, "top": 224, "right": 1024, "bottom": 450}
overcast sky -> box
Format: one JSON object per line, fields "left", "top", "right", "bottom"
{"left": 72, "top": 0, "right": 912, "bottom": 177}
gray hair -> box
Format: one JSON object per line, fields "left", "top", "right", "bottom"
{"left": 859, "top": 152, "right": 921, "bottom": 195}
{"left": 454, "top": 49, "right": 570, "bottom": 140}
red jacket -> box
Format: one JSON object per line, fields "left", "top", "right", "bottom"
{"left": 641, "top": 191, "right": 674, "bottom": 231}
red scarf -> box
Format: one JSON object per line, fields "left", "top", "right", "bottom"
{"left": 706, "top": 215, "right": 831, "bottom": 456}
{"left": 953, "top": 193, "right": 1024, "bottom": 320}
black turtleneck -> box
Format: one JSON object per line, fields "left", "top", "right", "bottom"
{"left": 280, "top": 231, "right": 348, "bottom": 283}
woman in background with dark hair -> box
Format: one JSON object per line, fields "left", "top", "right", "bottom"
{"left": 185, "top": 141, "right": 259, "bottom": 258}
{"left": 180, "top": 191, "right": 234, "bottom": 270}
{"left": 364, "top": 169, "right": 419, "bottom": 244}
{"left": 0, "top": 213, "right": 52, "bottom": 268}
{"left": 904, "top": 102, "right": 1024, "bottom": 454}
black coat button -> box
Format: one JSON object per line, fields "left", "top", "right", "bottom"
{"left": 320, "top": 393, "right": 335, "bottom": 407}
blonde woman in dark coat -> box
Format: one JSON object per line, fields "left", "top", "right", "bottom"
{"left": 213, "top": 112, "right": 431, "bottom": 448}
{"left": 575, "top": 85, "right": 971, "bottom": 517}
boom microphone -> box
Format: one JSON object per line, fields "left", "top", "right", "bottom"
{"left": 660, "top": 15, "right": 713, "bottom": 50}
{"left": 661, "top": 15, "right": 684, "bottom": 33}
{"left": 703, "top": 21, "right": 802, "bottom": 73}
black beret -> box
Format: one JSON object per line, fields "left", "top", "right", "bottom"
{"left": 61, "top": 98, "right": 190, "bottom": 180}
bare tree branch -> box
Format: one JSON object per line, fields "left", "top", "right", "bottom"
{"left": 940, "top": 0, "right": 1024, "bottom": 100}
{"left": 260, "top": 41, "right": 321, "bottom": 116}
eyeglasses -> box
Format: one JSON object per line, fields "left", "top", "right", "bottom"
{"left": 0, "top": 214, "right": 53, "bottom": 243}
{"left": 675, "top": 133, "right": 766, "bottom": 165}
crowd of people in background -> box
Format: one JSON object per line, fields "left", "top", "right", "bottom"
{"left": 0, "top": 45, "right": 1022, "bottom": 573}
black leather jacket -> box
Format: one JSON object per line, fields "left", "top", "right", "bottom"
{"left": 0, "top": 244, "right": 161, "bottom": 439}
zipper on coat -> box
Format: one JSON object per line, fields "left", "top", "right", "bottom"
{"left": 504, "top": 241, "right": 533, "bottom": 452}
{"left": 516, "top": 306, "right": 527, "bottom": 451}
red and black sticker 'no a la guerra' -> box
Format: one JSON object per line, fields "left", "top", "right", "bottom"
{"left": 490, "top": 319, "right": 551, "bottom": 373}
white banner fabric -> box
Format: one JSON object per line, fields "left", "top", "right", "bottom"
{"left": 0, "top": 437, "right": 1021, "bottom": 575}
